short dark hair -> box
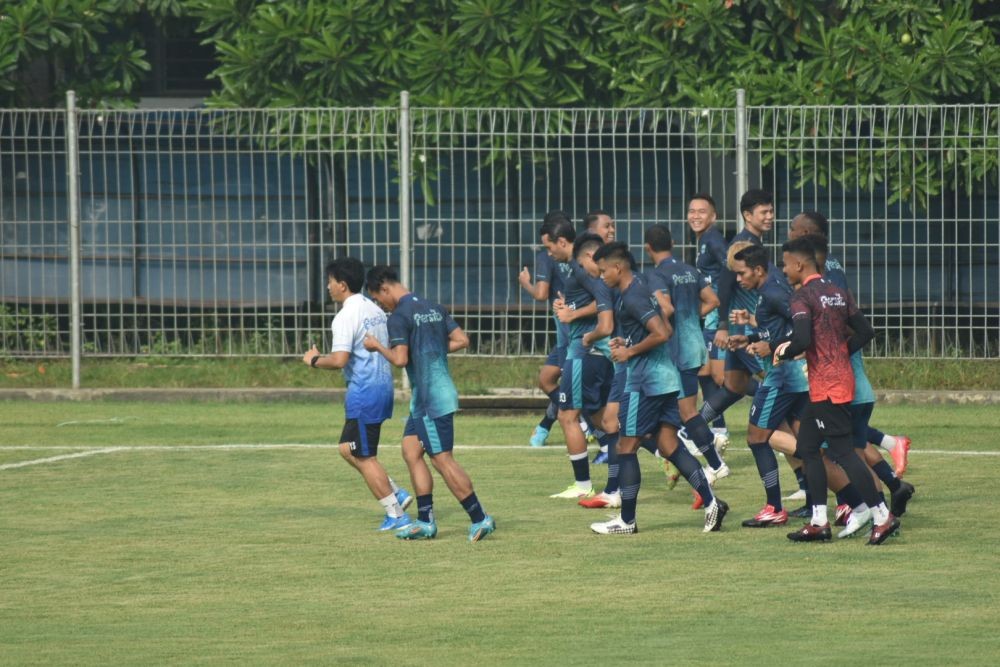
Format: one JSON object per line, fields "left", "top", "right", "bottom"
{"left": 325, "top": 257, "right": 365, "bottom": 294}
{"left": 802, "top": 233, "right": 828, "bottom": 258}
{"left": 797, "top": 210, "right": 829, "bottom": 238}
{"left": 781, "top": 237, "right": 818, "bottom": 265}
{"left": 592, "top": 241, "right": 634, "bottom": 267}
{"left": 365, "top": 265, "right": 400, "bottom": 293}
{"left": 544, "top": 209, "right": 572, "bottom": 225}
{"left": 739, "top": 189, "right": 773, "bottom": 215}
{"left": 733, "top": 244, "right": 769, "bottom": 270}
{"left": 688, "top": 192, "right": 716, "bottom": 210}
{"left": 548, "top": 217, "right": 576, "bottom": 243}
{"left": 644, "top": 223, "right": 673, "bottom": 252}
{"left": 572, "top": 231, "right": 604, "bottom": 260}
{"left": 582, "top": 209, "right": 611, "bottom": 230}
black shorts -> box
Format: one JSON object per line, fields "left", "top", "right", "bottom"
{"left": 340, "top": 419, "right": 383, "bottom": 457}
{"left": 796, "top": 399, "right": 853, "bottom": 459}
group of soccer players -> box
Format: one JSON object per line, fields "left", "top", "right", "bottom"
{"left": 304, "top": 190, "right": 914, "bottom": 546}
{"left": 518, "top": 193, "right": 914, "bottom": 544}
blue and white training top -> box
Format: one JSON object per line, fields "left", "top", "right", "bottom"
{"left": 387, "top": 292, "right": 460, "bottom": 419}
{"left": 331, "top": 293, "right": 394, "bottom": 423}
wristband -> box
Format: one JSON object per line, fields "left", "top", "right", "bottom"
{"left": 311, "top": 354, "right": 321, "bottom": 368}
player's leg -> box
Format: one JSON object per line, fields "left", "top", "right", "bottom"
{"left": 551, "top": 355, "right": 593, "bottom": 498}
{"left": 579, "top": 369, "right": 622, "bottom": 509}
{"left": 867, "top": 425, "right": 911, "bottom": 477}
{"left": 678, "top": 368, "right": 728, "bottom": 479}
{"left": 532, "top": 350, "right": 564, "bottom": 447}
{"left": 420, "top": 414, "right": 495, "bottom": 542}
{"left": 786, "top": 403, "right": 833, "bottom": 541}
{"left": 656, "top": 394, "right": 728, "bottom": 532}
{"left": 743, "top": 394, "right": 785, "bottom": 527}
{"left": 338, "top": 419, "right": 411, "bottom": 531}
{"left": 395, "top": 419, "right": 438, "bottom": 540}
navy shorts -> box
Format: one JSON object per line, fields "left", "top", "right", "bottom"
{"left": 340, "top": 418, "right": 383, "bottom": 457}
{"left": 619, "top": 391, "right": 682, "bottom": 438}
{"left": 724, "top": 346, "right": 762, "bottom": 375}
{"left": 403, "top": 413, "right": 455, "bottom": 455}
{"left": 704, "top": 329, "right": 726, "bottom": 361}
{"left": 608, "top": 365, "right": 627, "bottom": 404}
{"left": 849, "top": 402, "right": 875, "bottom": 449}
{"left": 679, "top": 367, "right": 700, "bottom": 399}
{"left": 559, "top": 353, "right": 613, "bottom": 412}
{"left": 749, "top": 386, "right": 808, "bottom": 431}
{"left": 545, "top": 344, "right": 568, "bottom": 369}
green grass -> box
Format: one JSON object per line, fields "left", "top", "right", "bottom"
{"left": 2, "top": 400, "right": 999, "bottom": 665}
{"left": 3, "top": 356, "right": 1000, "bottom": 392}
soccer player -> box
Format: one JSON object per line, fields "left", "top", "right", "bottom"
{"left": 699, "top": 189, "right": 774, "bottom": 429}
{"left": 581, "top": 208, "right": 617, "bottom": 463}
{"left": 775, "top": 237, "right": 899, "bottom": 545}
{"left": 302, "top": 257, "right": 413, "bottom": 532}
{"left": 544, "top": 223, "right": 616, "bottom": 499}
{"left": 362, "top": 266, "right": 496, "bottom": 542}
{"left": 589, "top": 242, "right": 729, "bottom": 534}
{"left": 789, "top": 211, "right": 911, "bottom": 478}
{"left": 519, "top": 211, "right": 575, "bottom": 448}
{"left": 688, "top": 193, "right": 731, "bottom": 440}
{"left": 643, "top": 224, "right": 729, "bottom": 485}
{"left": 725, "top": 245, "right": 810, "bottom": 527}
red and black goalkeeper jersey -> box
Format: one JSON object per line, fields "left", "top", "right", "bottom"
{"left": 788, "top": 274, "right": 858, "bottom": 404}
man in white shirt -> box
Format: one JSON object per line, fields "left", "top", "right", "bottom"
{"left": 303, "top": 257, "right": 413, "bottom": 532}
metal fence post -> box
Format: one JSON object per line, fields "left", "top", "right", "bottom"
{"left": 66, "top": 91, "right": 82, "bottom": 389}
{"left": 398, "top": 91, "right": 412, "bottom": 391}
{"left": 735, "top": 88, "right": 748, "bottom": 200}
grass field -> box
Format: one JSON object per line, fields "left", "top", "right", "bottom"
{"left": 2, "top": 400, "right": 1000, "bottom": 665}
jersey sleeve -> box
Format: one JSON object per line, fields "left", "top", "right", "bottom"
{"left": 789, "top": 291, "right": 811, "bottom": 322}
{"left": 330, "top": 308, "right": 356, "bottom": 353}
{"left": 387, "top": 310, "right": 410, "bottom": 348}
{"left": 534, "top": 250, "right": 553, "bottom": 284}
{"left": 627, "top": 286, "right": 659, "bottom": 326}
{"left": 590, "top": 275, "right": 613, "bottom": 313}
{"left": 445, "top": 309, "right": 460, "bottom": 334}
{"left": 644, "top": 269, "right": 667, "bottom": 294}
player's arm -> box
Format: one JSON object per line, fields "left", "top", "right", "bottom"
{"left": 364, "top": 334, "right": 409, "bottom": 367}
{"left": 846, "top": 310, "right": 875, "bottom": 354}
{"left": 699, "top": 284, "right": 720, "bottom": 317}
{"left": 448, "top": 326, "right": 470, "bottom": 352}
{"left": 555, "top": 299, "right": 597, "bottom": 323}
{"left": 518, "top": 267, "right": 550, "bottom": 302}
{"left": 582, "top": 310, "right": 613, "bottom": 347}
{"left": 774, "top": 313, "right": 812, "bottom": 362}
{"left": 612, "top": 310, "right": 668, "bottom": 362}
{"left": 302, "top": 345, "right": 350, "bottom": 370}
{"left": 653, "top": 289, "right": 674, "bottom": 320}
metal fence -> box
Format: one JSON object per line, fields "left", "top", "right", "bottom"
{"left": 2, "top": 92, "right": 998, "bottom": 383}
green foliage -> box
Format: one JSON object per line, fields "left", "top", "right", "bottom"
{"left": 0, "top": 0, "right": 178, "bottom": 106}
{"left": 0, "top": 305, "right": 61, "bottom": 356}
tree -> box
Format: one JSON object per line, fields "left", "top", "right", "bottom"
{"left": 0, "top": 0, "right": 184, "bottom": 107}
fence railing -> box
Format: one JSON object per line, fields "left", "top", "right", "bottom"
{"left": 2, "top": 91, "right": 998, "bottom": 386}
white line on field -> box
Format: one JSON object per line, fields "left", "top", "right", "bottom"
{"left": 0, "top": 447, "right": 127, "bottom": 471}
{"left": 0, "top": 442, "right": 998, "bottom": 474}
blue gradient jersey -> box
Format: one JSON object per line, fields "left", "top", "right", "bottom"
{"left": 725, "top": 229, "right": 764, "bottom": 334}
{"left": 753, "top": 269, "right": 809, "bottom": 392}
{"left": 561, "top": 259, "right": 612, "bottom": 360}
{"left": 645, "top": 257, "right": 709, "bottom": 372}
{"left": 696, "top": 226, "right": 728, "bottom": 331}
{"left": 826, "top": 255, "right": 875, "bottom": 405}
{"left": 534, "top": 250, "right": 572, "bottom": 347}
{"left": 387, "top": 293, "right": 460, "bottom": 419}
{"left": 617, "top": 276, "right": 681, "bottom": 396}
{"left": 330, "top": 293, "right": 395, "bottom": 423}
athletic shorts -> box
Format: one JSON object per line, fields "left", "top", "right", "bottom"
{"left": 679, "top": 367, "right": 700, "bottom": 399}
{"left": 795, "top": 399, "right": 854, "bottom": 459}
{"left": 849, "top": 402, "right": 875, "bottom": 449}
{"left": 749, "top": 386, "right": 808, "bottom": 431}
{"left": 619, "top": 390, "right": 682, "bottom": 438}
{"left": 403, "top": 413, "right": 455, "bottom": 455}
{"left": 608, "top": 364, "right": 627, "bottom": 404}
{"left": 545, "top": 343, "right": 568, "bottom": 369}
{"left": 340, "top": 418, "right": 383, "bottom": 457}
{"left": 724, "top": 346, "right": 762, "bottom": 375}
{"left": 559, "top": 353, "right": 613, "bottom": 412}
{"left": 703, "top": 329, "right": 726, "bottom": 361}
